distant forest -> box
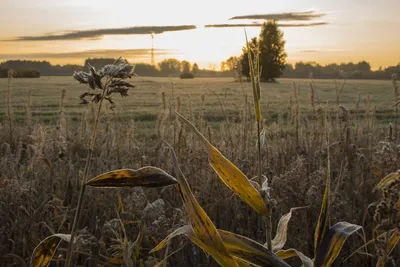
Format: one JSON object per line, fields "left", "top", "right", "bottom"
{"left": 0, "top": 58, "right": 399, "bottom": 80}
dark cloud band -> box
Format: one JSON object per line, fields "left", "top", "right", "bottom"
{"left": 229, "top": 11, "right": 325, "bottom": 21}
{"left": 0, "top": 49, "right": 173, "bottom": 60}
{"left": 5, "top": 25, "right": 197, "bottom": 41}
{"left": 205, "top": 22, "right": 328, "bottom": 28}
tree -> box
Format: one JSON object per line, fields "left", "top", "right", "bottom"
{"left": 181, "top": 60, "right": 191, "bottom": 73}
{"left": 158, "top": 58, "right": 181, "bottom": 76}
{"left": 258, "top": 21, "right": 287, "bottom": 82}
{"left": 240, "top": 21, "right": 287, "bottom": 82}
{"left": 191, "top": 63, "right": 199, "bottom": 75}
{"left": 225, "top": 56, "right": 239, "bottom": 71}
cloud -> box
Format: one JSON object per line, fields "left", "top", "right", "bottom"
{"left": 301, "top": 50, "right": 318, "bottom": 53}
{"left": 5, "top": 25, "right": 197, "bottom": 41}
{"left": 0, "top": 48, "right": 173, "bottom": 60}
{"left": 205, "top": 22, "right": 328, "bottom": 28}
{"left": 229, "top": 11, "right": 325, "bottom": 21}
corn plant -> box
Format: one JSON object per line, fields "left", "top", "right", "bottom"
{"left": 30, "top": 59, "right": 137, "bottom": 267}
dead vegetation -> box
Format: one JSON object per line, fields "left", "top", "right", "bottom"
{"left": 0, "top": 63, "right": 399, "bottom": 267}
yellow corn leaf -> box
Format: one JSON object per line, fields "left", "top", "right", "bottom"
{"left": 314, "top": 221, "right": 362, "bottom": 267}
{"left": 270, "top": 206, "right": 308, "bottom": 252}
{"left": 376, "top": 231, "right": 400, "bottom": 267}
{"left": 151, "top": 225, "right": 291, "bottom": 267}
{"left": 176, "top": 112, "right": 268, "bottom": 216}
{"left": 165, "top": 143, "right": 239, "bottom": 267}
{"left": 373, "top": 171, "right": 400, "bottom": 192}
{"left": 275, "top": 249, "right": 313, "bottom": 267}
{"left": 314, "top": 147, "right": 331, "bottom": 255}
{"left": 85, "top": 167, "right": 178, "bottom": 188}
{"left": 30, "top": 234, "right": 70, "bottom": 267}
{"left": 245, "top": 30, "right": 262, "bottom": 121}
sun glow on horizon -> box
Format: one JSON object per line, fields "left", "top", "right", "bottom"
{"left": 0, "top": 0, "right": 399, "bottom": 69}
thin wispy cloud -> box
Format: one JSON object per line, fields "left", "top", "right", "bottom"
{"left": 0, "top": 49, "right": 173, "bottom": 60}
{"left": 205, "top": 22, "right": 328, "bottom": 28}
{"left": 5, "top": 25, "right": 197, "bottom": 41}
{"left": 229, "top": 11, "right": 325, "bottom": 21}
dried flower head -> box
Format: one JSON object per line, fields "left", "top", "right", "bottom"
{"left": 73, "top": 59, "right": 136, "bottom": 108}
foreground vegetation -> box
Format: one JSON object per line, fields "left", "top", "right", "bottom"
{"left": 0, "top": 69, "right": 399, "bottom": 266}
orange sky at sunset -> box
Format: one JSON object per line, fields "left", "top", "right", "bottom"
{"left": 0, "top": 0, "right": 399, "bottom": 69}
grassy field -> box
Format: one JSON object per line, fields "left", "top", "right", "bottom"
{"left": 0, "top": 75, "right": 399, "bottom": 266}
{"left": 0, "top": 76, "right": 395, "bottom": 126}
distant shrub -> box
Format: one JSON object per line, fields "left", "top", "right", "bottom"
{"left": 0, "top": 68, "right": 8, "bottom": 78}
{"left": 13, "top": 70, "right": 40, "bottom": 78}
{"left": 180, "top": 72, "right": 194, "bottom": 79}
{"left": 0, "top": 68, "right": 40, "bottom": 78}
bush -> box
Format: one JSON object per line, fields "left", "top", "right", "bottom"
{"left": 0, "top": 68, "right": 40, "bottom": 78}
{"left": 180, "top": 72, "right": 194, "bottom": 79}
{"left": 13, "top": 70, "right": 40, "bottom": 78}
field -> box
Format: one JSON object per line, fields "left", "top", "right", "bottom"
{"left": 0, "top": 75, "right": 399, "bottom": 266}
{"left": 0, "top": 76, "right": 395, "bottom": 127}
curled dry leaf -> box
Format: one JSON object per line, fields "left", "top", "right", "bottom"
{"left": 270, "top": 206, "right": 308, "bottom": 252}
{"left": 31, "top": 234, "right": 70, "bottom": 267}
{"left": 86, "top": 166, "right": 178, "bottom": 188}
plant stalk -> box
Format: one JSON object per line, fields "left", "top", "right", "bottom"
{"left": 257, "top": 119, "right": 272, "bottom": 250}
{"left": 64, "top": 85, "right": 108, "bottom": 267}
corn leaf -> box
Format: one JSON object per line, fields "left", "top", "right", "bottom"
{"left": 270, "top": 206, "right": 308, "bottom": 252}
{"left": 85, "top": 167, "right": 178, "bottom": 188}
{"left": 151, "top": 225, "right": 291, "bottom": 267}
{"left": 245, "top": 30, "right": 262, "bottom": 121}
{"left": 165, "top": 143, "right": 239, "bottom": 267}
{"left": 376, "top": 231, "right": 400, "bottom": 267}
{"left": 314, "top": 221, "right": 361, "bottom": 267}
{"left": 176, "top": 112, "right": 269, "bottom": 216}
{"left": 373, "top": 171, "right": 399, "bottom": 192}
{"left": 276, "top": 249, "right": 313, "bottom": 267}
{"left": 30, "top": 234, "right": 70, "bottom": 267}
{"left": 314, "top": 147, "right": 331, "bottom": 255}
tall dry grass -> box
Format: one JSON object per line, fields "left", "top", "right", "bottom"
{"left": 0, "top": 70, "right": 399, "bottom": 266}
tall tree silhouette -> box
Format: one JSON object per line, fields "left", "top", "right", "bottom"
{"left": 240, "top": 21, "right": 287, "bottom": 82}
{"left": 258, "top": 21, "right": 287, "bottom": 82}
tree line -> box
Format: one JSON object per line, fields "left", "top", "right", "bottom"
{"left": 0, "top": 58, "right": 233, "bottom": 78}
{"left": 221, "top": 21, "right": 399, "bottom": 81}
{"left": 1, "top": 45, "right": 399, "bottom": 80}
{"left": 222, "top": 56, "right": 400, "bottom": 80}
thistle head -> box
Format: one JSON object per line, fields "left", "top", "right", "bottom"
{"left": 73, "top": 58, "right": 137, "bottom": 109}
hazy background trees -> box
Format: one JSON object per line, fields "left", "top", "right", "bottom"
{"left": 0, "top": 58, "right": 399, "bottom": 80}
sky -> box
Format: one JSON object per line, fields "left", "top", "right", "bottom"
{"left": 0, "top": 0, "right": 399, "bottom": 69}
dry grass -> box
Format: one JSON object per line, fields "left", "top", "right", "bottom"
{"left": 0, "top": 74, "right": 399, "bottom": 266}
